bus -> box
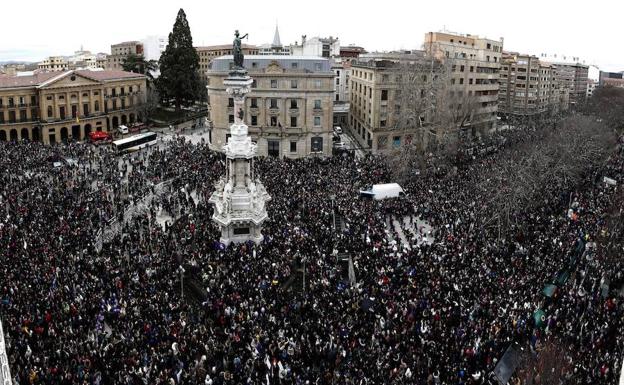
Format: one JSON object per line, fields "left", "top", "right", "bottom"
{"left": 112, "top": 132, "right": 158, "bottom": 153}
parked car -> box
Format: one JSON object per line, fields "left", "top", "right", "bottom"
{"left": 333, "top": 126, "right": 343, "bottom": 134}
{"left": 117, "top": 125, "right": 129, "bottom": 135}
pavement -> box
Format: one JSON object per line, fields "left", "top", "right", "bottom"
{"left": 339, "top": 130, "right": 366, "bottom": 159}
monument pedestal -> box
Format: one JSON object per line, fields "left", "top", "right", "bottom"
{"left": 209, "top": 70, "right": 271, "bottom": 246}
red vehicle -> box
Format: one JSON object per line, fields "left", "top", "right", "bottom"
{"left": 89, "top": 131, "right": 112, "bottom": 144}
{"left": 130, "top": 123, "right": 147, "bottom": 133}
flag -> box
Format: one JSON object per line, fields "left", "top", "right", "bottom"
{"left": 76, "top": 116, "right": 80, "bottom": 123}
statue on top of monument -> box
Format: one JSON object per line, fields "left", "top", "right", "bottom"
{"left": 233, "top": 30, "right": 248, "bottom": 69}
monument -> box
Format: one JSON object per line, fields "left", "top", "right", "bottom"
{"left": 208, "top": 30, "right": 271, "bottom": 245}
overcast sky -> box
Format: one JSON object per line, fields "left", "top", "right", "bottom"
{"left": 1, "top": 0, "right": 622, "bottom": 71}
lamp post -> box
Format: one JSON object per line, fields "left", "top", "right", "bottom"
{"left": 329, "top": 194, "right": 336, "bottom": 231}
{"left": 177, "top": 265, "right": 185, "bottom": 299}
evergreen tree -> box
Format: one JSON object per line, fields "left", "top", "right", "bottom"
{"left": 157, "top": 8, "right": 201, "bottom": 112}
{"left": 122, "top": 54, "right": 158, "bottom": 83}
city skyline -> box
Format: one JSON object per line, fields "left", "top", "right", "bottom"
{"left": 1, "top": 0, "right": 622, "bottom": 71}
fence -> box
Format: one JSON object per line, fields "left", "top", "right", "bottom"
{"left": 0, "top": 320, "right": 11, "bottom": 385}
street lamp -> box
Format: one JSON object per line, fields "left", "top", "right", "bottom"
{"left": 177, "top": 265, "right": 186, "bottom": 299}
{"left": 329, "top": 194, "right": 336, "bottom": 231}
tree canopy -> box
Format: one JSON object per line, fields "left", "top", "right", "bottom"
{"left": 157, "top": 8, "right": 202, "bottom": 112}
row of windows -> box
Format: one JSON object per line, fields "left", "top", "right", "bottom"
{"left": 227, "top": 97, "right": 323, "bottom": 110}
{"left": 0, "top": 95, "right": 37, "bottom": 107}
{"left": 229, "top": 114, "right": 323, "bottom": 128}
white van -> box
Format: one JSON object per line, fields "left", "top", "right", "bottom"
{"left": 117, "top": 125, "right": 129, "bottom": 135}
{"left": 359, "top": 183, "right": 405, "bottom": 200}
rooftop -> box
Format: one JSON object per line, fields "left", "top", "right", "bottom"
{"left": 209, "top": 55, "right": 332, "bottom": 73}
{"left": 196, "top": 44, "right": 257, "bottom": 51}
{"left": 0, "top": 69, "right": 146, "bottom": 89}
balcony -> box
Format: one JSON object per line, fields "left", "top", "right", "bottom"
{"left": 268, "top": 107, "right": 279, "bottom": 114}
{"left": 288, "top": 108, "right": 300, "bottom": 115}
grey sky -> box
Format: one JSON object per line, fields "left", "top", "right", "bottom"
{"left": 2, "top": 0, "right": 622, "bottom": 71}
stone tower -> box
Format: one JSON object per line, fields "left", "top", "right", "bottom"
{"left": 209, "top": 62, "right": 271, "bottom": 246}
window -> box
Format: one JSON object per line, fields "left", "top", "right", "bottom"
{"left": 380, "top": 120, "right": 386, "bottom": 127}
{"left": 94, "top": 100, "right": 100, "bottom": 112}
{"left": 228, "top": 98, "right": 234, "bottom": 107}
{"left": 290, "top": 99, "right": 298, "bottom": 109}
{"left": 469, "top": 78, "right": 473, "bottom": 85}
{"left": 83, "top": 103, "right": 89, "bottom": 116}
{"left": 270, "top": 99, "right": 278, "bottom": 109}
{"left": 381, "top": 90, "right": 388, "bottom": 101}
{"left": 251, "top": 115, "right": 258, "bottom": 126}
{"left": 271, "top": 79, "right": 278, "bottom": 88}
{"left": 59, "top": 106, "right": 65, "bottom": 119}
{"left": 31, "top": 96, "right": 37, "bottom": 105}
{"left": 47, "top": 106, "right": 53, "bottom": 118}
{"left": 377, "top": 135, "right": 387, "bottom": 150}
{"left": 314, "top": 116, "right": 321, "bottom": 126}
{"left": 267, "top": 140, "right": 280, "bottom": 157}
{"left": 291, "top": 80, "right": 298, "bottom": 89}
{"left": 19, "top": 110, "right": 27, "bottom": 121}
{"left": 393, "top": 136, "right": 401, "bottom": 148}
{"left": 290, "top": 116, "right": 297, "bottom": 127}
{"left": 459, "top": 78, "right": 464, "bottom": 85}
{"left": 314, "top": 63, "right": 322, "bottom": 71}
{"left": 251, "top": 80, "right": 257, "bottom": 88}
{"left": 460, "top": 65, "right": 465, "bottom": 72}
{"left": 336, "top": 78, "right": 340, "bottom": 85}
{"left": 311, "top": 136, "right": 323, "bottom": 152}
{"left": 229, "top": 114, "right": 234, "bottom": 123}
{"left": 291, "top": 62, "right": 298, "bottom": 69}
{"left": 290, "top": 141, "right": 297, "bottom": 152}
{"left": 470, "top": 66, "right": 474, "bottom": 72}
{"left": 8, "top": 97, "right": 14, "bottom": 107}
{"left": 270, "top": 116, "right": 278, "bottom": 127}
{"left": 314, "top": 100, "right": 321, "bottom": 109}
{"left": 314, "top": 80, "right": 322, "bottom": 88}
{"left": 250, "top": 98, "right": 258, "bottom": 108}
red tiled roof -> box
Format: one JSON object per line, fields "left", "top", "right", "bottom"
{"left": 0, "top": 72, "right": 59, "bottom": 89}
{"left": 0, "top": 70, "right": 145, "bottom": 89}
{"left": 74, "top": 70, "right": 146, "bottom": 81}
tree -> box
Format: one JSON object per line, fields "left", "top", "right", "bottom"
{"left": 387, "top": 57, "right": 481, "bottom": 181}
{"left": 140, "top": 87, "right": 160, "bottom": 123}
{"left": 157, "top": 8, "right": 202, "bottom": 112}
{"left": 122, "top": 54, "right": 158, "bottom": 83}
{"left": 585, "top": 86, "right": 624, "bottom": 134}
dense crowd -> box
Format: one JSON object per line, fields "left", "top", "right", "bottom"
{"left": 0, "top": 130, "right": 623, "bottom": 385}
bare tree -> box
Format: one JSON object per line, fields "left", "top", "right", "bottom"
{"left": 140, "top": 87, "right": 160, "bottom": 123}
{"left": 387, "top": 57, "right": 481, "bottom": 181}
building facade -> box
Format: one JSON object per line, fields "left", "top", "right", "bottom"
{"left": 196, "top": 44, "right": 259, "bottom": 83}
{"left": 290, "top": 36, "right": 340, "bottom": 58}
{"left": 258, "top": 25, "right": 291, "bottom": 56}
{"left": 599, "top": 71, "right": 624, "bottom": 88}
{"left": 349, "top": 54, "right": 436, "bottom": 153}
{"left": 38, "top": 56, "right": 69, "bottom": 71}
{"left": 0, "top": 69, "right": 146, "bottom": 144}
{"left": 499, "top": 52, "right": 568, "bottom": 117}
{"left": 142, "top": 35, "right": 167, "bottom": 62}
{"left": 207, "top": 56, "right": 334, "bottom": 158}
{"left": 424, "top": 31, "right": 503, "bottom": 136}
{"left": 107, "top": 41, "right": 144, "bottom": 70}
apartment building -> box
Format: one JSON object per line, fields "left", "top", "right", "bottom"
{"left": 499, "top": 52, "right": 569, "bottom": 117}
{"left": 207, "top": 56, "right": 334, "bottom": 158}
{"left": 349, "top": 52, "right": 445, "bottom": 153}
{"left": 290, "top": 36, "right": 340, "bottom": 58}
{"left": 38, "top": 56, "right": 69, "bottom": 72}
{"left": 196, "top": 44, "right": 258, "bottom": 83}
{"left": 424, "top": 31, "right": 503, "bottom": 136}
{"left": 0, "top": 69, "right": 146, "bottom": 144}
{"left": 107, "top": 41, "right": 144, "bottom": 70}
{"left": 551, "top": 62, "right": 588, "bottom": 107}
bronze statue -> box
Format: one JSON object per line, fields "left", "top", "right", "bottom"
{"left": 233, "top": 30, "right": 248, "bottom": 69}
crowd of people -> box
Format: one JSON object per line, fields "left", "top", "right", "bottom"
{"left": 0, "top": 130, "right": 623, "bottom": 385}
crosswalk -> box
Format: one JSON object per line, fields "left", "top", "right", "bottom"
{"left": 386, "top": 215, "right": 434, "bottom": 250}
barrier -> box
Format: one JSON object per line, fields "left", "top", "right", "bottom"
{"left": 0, "top": 320, "right": 12, "bottom": 385}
